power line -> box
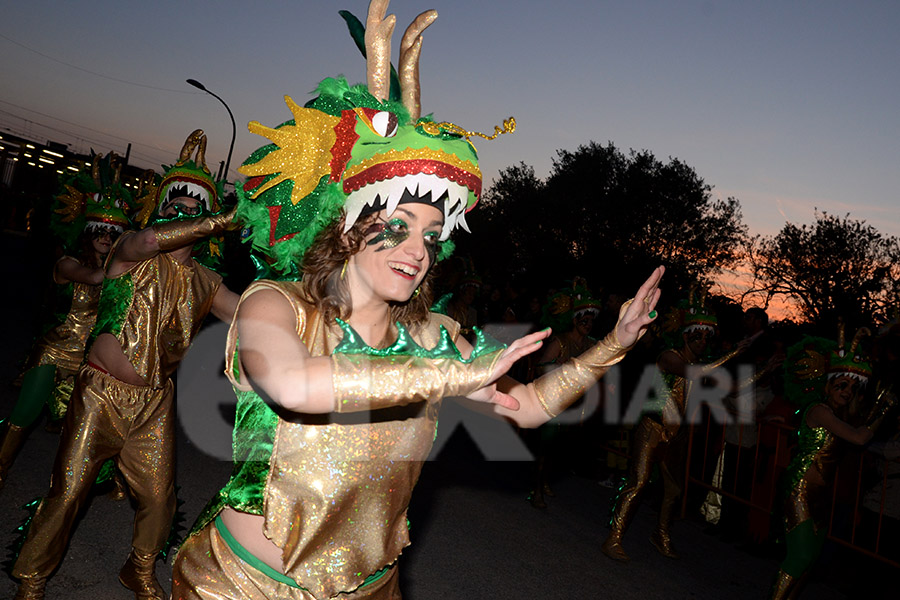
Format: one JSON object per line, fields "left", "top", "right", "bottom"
{"left": 0, "top": 99, "right": 177, "bottom": 154}
{"left": 0, "top": 32, "right": 196, "bottom": 94}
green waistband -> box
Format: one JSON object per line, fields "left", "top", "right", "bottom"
{"left": 214, "top": 514, "right": 391, "bottom": 591}
{"left": 215, "top": 514, "right": 301, "bottom": 588}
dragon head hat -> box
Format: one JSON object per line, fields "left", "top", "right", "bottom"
{"left": 152, "top": 129, "right": 222, "bottom": 221}
{"left": 133, "top": 130, "right": 226, "bottom": 269}
{"left": 784, "top": 324, "right": 873, "bottom": 407}
{"left": 236, "top": 0, "right": 514, "bottom": 275}
{"left": 542, "top": 277, "right": 601, "bottom": 333}
{"left": 52, "top": 152, "right": 131, "bottom": 249}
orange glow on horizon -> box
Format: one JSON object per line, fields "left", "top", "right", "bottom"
{"left": 711, "top": 260, "right": 804, "bottom": 323}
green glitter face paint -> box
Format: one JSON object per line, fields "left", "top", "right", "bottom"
{"left": 365, "top": 217, "right": 441, "bottom": 266}
{"left": 367, "top": 218, "right": 409, "bottom": 250}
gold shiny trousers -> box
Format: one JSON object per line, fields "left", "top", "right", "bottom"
{"left": 172, "top": 523, "right": 401, "bottom": 600}
{"left": 13, "top": 365, "right": 175, "bottom": 579}
{"left": 608, "top": 416, "right": 683, "bottom": 543}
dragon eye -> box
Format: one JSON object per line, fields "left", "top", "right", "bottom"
{"left": 371, "top": 111, "right": 398, "bottom": 137}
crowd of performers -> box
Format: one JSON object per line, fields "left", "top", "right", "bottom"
{"left": 1, "top": 2, "right": 898, "bottom": 600}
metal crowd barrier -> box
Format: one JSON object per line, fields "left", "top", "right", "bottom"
{"left": 676, "top": 418, "right": 899, "bottom": 569}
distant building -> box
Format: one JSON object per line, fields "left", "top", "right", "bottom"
{"left": 0, "top": 131, "right": 151, "bottom": 233}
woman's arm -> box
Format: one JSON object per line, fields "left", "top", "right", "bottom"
{"left": 237, "top": 288, "right": 337, "bottom": 413}
{"left": 238, "top": 288, "right": 548, "bottom": 414}
{"left": 210, "top": 284, "right": 240, "bottom": 323}
{"left": 806, "top": 404, "right": 873, "bottom": 445}
{"left": 461, "top": 266, "right": 664, "bottom": 428}
{"left": 54, "top": 256, "right": 104, "bottom": 286}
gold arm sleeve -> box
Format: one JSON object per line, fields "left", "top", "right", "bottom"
{"left": 153, "top": 207, "right": 236, "bottom": 251}
{"left": 532, "top": 329, "right": 628, "bottom": 418}
{"left": 865, "top": 386, "right": 896, "bottom": 432}
{"left": 331, "top": 349, "right": 505, "bottom": 413}
{"left": 700, "top": 346, "right": 743, "bottom": 373}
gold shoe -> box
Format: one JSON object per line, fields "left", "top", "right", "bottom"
{"left": 108, "top": 473, "right": 129, "bottom": 501}
{"left": 601, "top": 535, "right": 629, "bottom": 562}
{"left": 14, "top": 577, "right": 46, "bottom": 600}
{"left": 119, "top": 549, "right": 168, "bottom": 600}
{"left": 768, "top": 569, "right": 795, "bottom": 600}
{"left": 650, "top": 529, "right": 678, "bottom": 558}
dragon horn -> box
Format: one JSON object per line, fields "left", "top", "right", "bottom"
{"left": 849, "top": 327, "right": 870, "bottom": 355}
{"left": 399, "top": 9, "right": 437, "bottom": 120}
{"left": 92, "top": 154, "right": 102, "bottom": 187}
{"left": 195, "top": 132, "right": 209, "bottom": 174}
{"left": 112, "top": 153, "right": 122, "bottom": 185}
{"left": 837, "top": 318, "right": 846, "bottom": 350}
{"left": 177, "top": 129, "right": 205, "bottom": 166}
{"left": 365, "top": 0, "right": 395, "bottom": 102}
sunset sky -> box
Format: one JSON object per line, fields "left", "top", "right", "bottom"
{"left": 3, "top": 1, "right": 898, "bottom": 276}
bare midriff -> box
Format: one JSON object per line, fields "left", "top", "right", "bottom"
{"left": 87, "top": 333, "right": 148, "bottom": 386}
{"left": 220, "top": 507, "right": 285, "bottom": 573}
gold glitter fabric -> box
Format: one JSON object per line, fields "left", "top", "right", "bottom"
{"left": 784, "top": 407, "right": 840, "bottom": 533}
{"left": 218, "top": 280, "right": 458, "bottom": 598}
{"left": 108, "top": 236, "right": 222, "bottom": 388}
{"left": 331, "top": 345, "right": 503, "bottom": 412}
{"left": 13, "top": 365, "right": 175, "bottom": 579}
{"left": 608, "top": 416, "right": 684, "bottom": 541}
{"left": 532, "top": 330, "right": 628, "bottom": 418}
{"left": 25, "top": 271, "right": 101, "bottom": 420}
{"left": 173, "top": 523, "right": 400, "bottom": 600}
{"left": 28, "top": 277, "right": 100, "bottom": 375}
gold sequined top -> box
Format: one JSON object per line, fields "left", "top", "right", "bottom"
{"left": 97, "top": 236, "right": 222, "bottom": 388}
{"left": 223, "top": 280, "right": 459, "bottom": 598}
{"left": 29, "top": 259, "right": 101, "bottom": 374}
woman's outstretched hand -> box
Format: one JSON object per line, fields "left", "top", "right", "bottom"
{"left": 466, "top": 328, "right": 553, "bottom": 410}
{"left": 614, "top": 266, "right": 664, "bottom": 348}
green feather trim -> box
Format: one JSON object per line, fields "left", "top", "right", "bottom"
{"left": 90, "top": 273, "right": 134, "bottom": 345}
{"left": 437, "top": 238, "right": 455, "bottom": 262}
{"left": 236, "top": 177, "right": 344, "bottom": 276}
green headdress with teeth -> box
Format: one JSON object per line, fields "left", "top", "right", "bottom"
{"left": 140, "top": 129, "right": 227, "bottom": 269}
{"left": 51, "top": 152, "right": 132, "bottom": 250}
{"left": 235, "top": 1, "right": 514, "bottom": 276}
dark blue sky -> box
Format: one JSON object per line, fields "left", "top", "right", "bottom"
{"left": 2, "top": 0, "right": 898, "bottom": 243}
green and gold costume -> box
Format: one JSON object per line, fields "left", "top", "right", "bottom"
{"left": 175, "top": 281, "right": 457, "bottom": 598}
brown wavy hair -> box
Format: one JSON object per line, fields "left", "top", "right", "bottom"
{"left": 299, "top": 214, "right": 437, "bottom": 332}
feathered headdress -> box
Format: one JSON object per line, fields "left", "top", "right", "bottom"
{"left": 235, "top": 0, "right": 514, "bottom": 276}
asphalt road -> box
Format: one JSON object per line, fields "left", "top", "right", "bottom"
{"left": 0, "top": 230, "right": 884, "bottom": 599}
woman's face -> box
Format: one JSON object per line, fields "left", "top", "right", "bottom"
{"left": 91, "top": 229, "right": 115, "bottom": 256}
{"left": 573, "top": 311, "right": 595, "bottom": 337}
{"left": 347, "top": 202, "right": 444, "bottom": 305}
{"left": 826, "top": 375, "right": 861, "bottom": 408}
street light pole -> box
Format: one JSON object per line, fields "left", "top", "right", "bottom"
{"left": 186, "top": 79, "right": 236, "bottom": 183}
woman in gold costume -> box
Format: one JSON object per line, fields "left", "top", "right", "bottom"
{"left": 172, "top": 3, "right": 663, "bottom": 598}
{"left": 0, "top": 160, "right": 129, "bottom": 489}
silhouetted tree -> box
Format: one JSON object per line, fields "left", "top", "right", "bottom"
{"left": 459, "top": 142, "right": 747, "bottom": 299}
{"left": 743, "top": 211, "right": 900, "bottom": 331}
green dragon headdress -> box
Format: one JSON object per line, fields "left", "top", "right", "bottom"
{"left": 136, "top": 129, "right": 227, "bottom": 269}
{"left": 52, "top": 152, "right": 132, "bottom": 250}
{"left": 784, "top": 324, "right": 872, "bottom": 407}
{"left": 236, "top": 0, "right": 514, "bottom": 275}
{"left": 541, "top": 277, "right": 601, "bottom": 333}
